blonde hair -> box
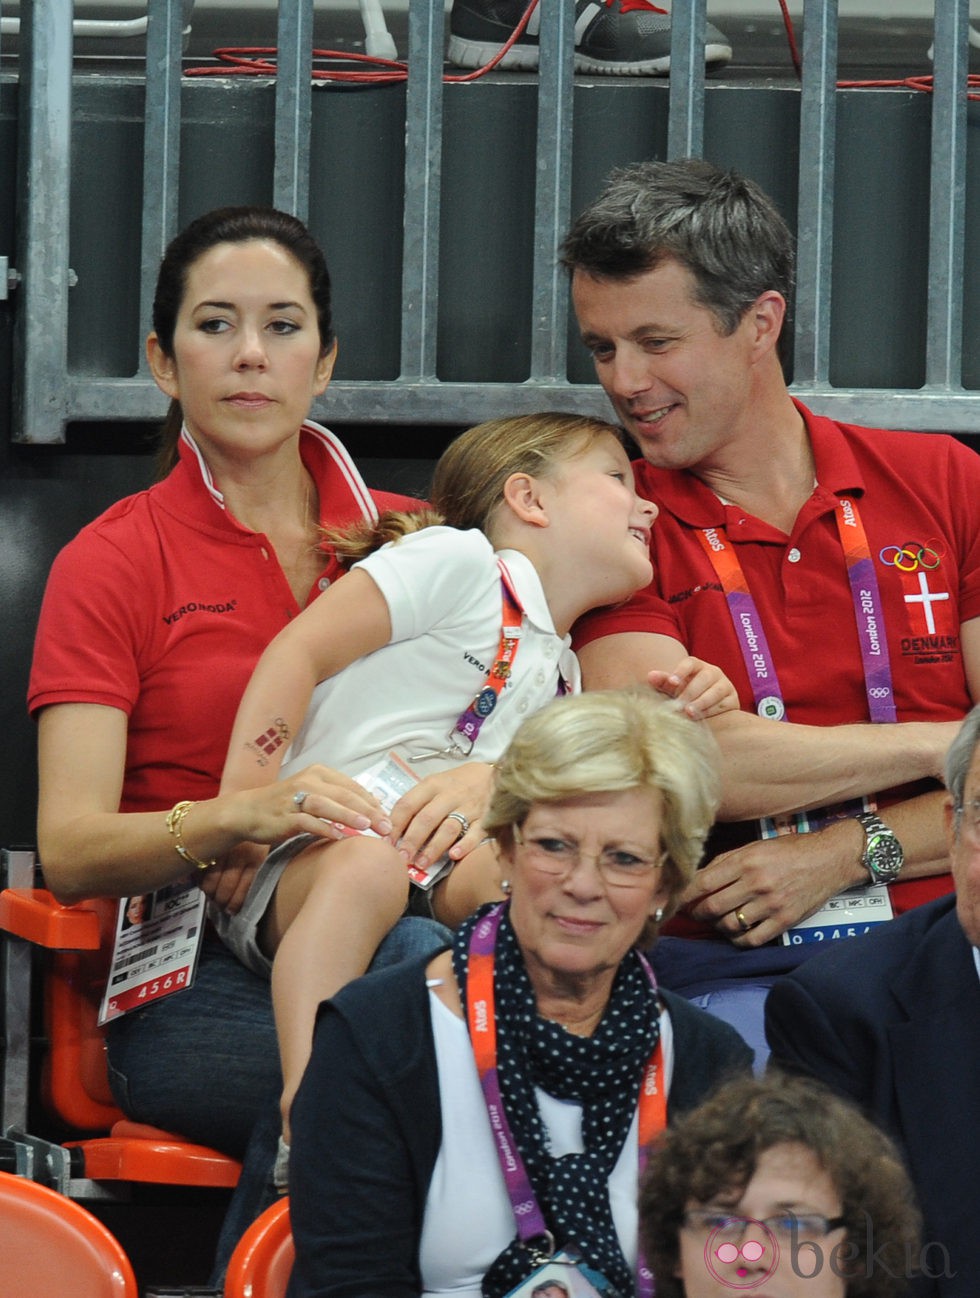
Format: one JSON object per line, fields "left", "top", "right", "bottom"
{"left": 484, "top": 689, "right": 721, "bottom": 917}
{"left": 324, "top": 411, "right": 624, "bottom": 565}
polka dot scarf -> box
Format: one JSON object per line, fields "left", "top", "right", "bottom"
{"left": 452, "top": 905, "right": 660, "bottom": 1298}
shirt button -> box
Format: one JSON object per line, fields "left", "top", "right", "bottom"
{"left": 787, "top": 548, "right": 802, "bottom": 564}
{"left": 535, "top": 670, "right": 546, "bottom": 685}
{"left": 318, "top": 577, "right": 331, "bottom": 591}
{"left": 518, "top": 700, "right": 529, "bottom": 713}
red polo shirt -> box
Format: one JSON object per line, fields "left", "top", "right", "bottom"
{"left": 29, "top": 422, "right": 419, "bottom": 814}
{"left": 576, "top": 402, "right": 980, "bottom": 918}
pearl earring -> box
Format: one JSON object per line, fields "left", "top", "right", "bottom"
{"left": 652, "top": 906, "right": 664, "bottom": 924}
{"left": 500, "top": 879, "right": 512, "bottom": 894}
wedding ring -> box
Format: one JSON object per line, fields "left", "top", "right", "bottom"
{"left": 293, "top": 791, "right": 310, "bottom": 809}
{"left": 735, "top": 909, "right": 751, "bottom": 932}
{"left": 445, "top": 810, "right": 470, "bottom": 838}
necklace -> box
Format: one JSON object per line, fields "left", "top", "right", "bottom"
{"left": 275, "top": 474, "right": 321, "bottom": 602}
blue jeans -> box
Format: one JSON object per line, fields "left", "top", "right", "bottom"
{"left": 105, "top": 917, "right": 451, "bottom": 1282}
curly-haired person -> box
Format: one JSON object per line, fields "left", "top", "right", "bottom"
{"left": 639, "top": 1073, "right": 922, "bottom": 1298}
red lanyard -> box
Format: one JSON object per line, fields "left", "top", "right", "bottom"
{"left": 412, "top": 559, "right": 567, "bottom": 764}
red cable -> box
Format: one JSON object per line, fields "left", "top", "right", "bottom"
{"left": 776, "top": 0, "right": 980, "bottom": 100}
{"left": 776, "top": 0, "right": 802, "bottom": 77}
{"left": 183, "top": 0, "right": 980, "bottom": 100}
{"left": 183, "top": 0, "right": 541, "bottom": 84}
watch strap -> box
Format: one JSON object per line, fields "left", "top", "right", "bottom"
{"left": 855, "top": 811, "right": 904, "bottom": 885}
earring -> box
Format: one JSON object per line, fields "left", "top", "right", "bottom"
{"left": 652, "top": 906, "right": 664, "bottom": 924}
{"left": 500, "top": 879, "right": 512, "bottom": 895}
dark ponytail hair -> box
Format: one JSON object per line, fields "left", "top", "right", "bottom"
{"left": 152, "top": 206, "right": 335, "bottom": 477}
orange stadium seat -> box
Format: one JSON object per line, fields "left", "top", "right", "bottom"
{"left": 223, "top": 1196, "right": 293, "bottom": 1298}
{"left": 0, "top": 867, "right": 240, "bottom": 1193}
{"left": 0, "top": 1169, "right": 138, "bottom": 1296}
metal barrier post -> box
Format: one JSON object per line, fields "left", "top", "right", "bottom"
{"left": 530, "top": 0, "right": 575, "bottom": 382}
{"left": 925, "top": 0, "right": 969, "bottom": 390}
{"left": 667, "top": 0, "right": 706, "bottom": 160}
{"left": 274, "top": 0, "right": 314, "bottom": 220}
{"left": 12, "top": 0, "right": 73, "bottom": 444}
{"left": 138, "top": 0, "right": 185, "bottom": 371}
{"left": 400, "top": 0, "right": 444, "bottom": 383}
{"left": 0, "top": 850, "right": 36, "bottom": 1138}
{"left": 793, "top": 0, "right": 838, "bottom": 387}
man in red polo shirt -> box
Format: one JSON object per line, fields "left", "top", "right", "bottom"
{"left": 562, "top": 159, "right": 980, "bottom": 1058}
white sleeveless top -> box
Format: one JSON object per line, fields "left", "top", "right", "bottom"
{"left": 417, "top": 989, "right": 675, "bottom": 1297}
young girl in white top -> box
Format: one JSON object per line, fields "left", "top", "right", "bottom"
{"left": 217, "top": 411, "right": 737, "bottom": 1151}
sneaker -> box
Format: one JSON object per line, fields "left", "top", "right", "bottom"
{"left": 447, "top": 0, "right": 733, "bottom": 76}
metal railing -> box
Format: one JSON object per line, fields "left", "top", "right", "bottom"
{"left": 5, "top": 0, "right": 980, "bottom": 443}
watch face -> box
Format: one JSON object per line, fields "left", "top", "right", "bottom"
{"left": 866, "top": 832, "right": 904, "bottom": 882}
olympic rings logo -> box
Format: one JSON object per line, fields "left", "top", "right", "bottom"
{"left": 878, "top": 540, "right": 945, "bottom": 572}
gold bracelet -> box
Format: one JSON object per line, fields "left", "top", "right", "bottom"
{"left": 165, "top": 800, "right": 216, "bottom": 872}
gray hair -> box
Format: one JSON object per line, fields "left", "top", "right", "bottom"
{"left": 944, "top": 704, "right": 980, "bottom": 810}
{"left": 484, "top": 688, "right": 721, "bottom": 917}
{"left": 561, "top": 158, "right": 795, "bottom": 361}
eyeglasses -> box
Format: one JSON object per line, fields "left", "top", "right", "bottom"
{"left": 512, "top": 825, "right": 665, "bottom": 889}
{"left": 953, "top": 798, "right": 980, "bottom": 842}
{"left": 682, "top": 1209, "right": 847, "bottom": 1242}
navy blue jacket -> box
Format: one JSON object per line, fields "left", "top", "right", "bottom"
{"left": 288, "top": 950, "right": 752, "bottom": 1298}
{"left": 766, "top": 895, "right": 979, "bottom": 1298}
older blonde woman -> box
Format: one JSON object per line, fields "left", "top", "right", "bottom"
{"left": 287, "top": 689, "right": 753, "bottom": 1298}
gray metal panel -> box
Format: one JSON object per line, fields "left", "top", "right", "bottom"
{"left": 58, "top": 371, "right": 980, "bottom": 434}
{"left": 7, "top": 2, "right": 980, "bottom": 443}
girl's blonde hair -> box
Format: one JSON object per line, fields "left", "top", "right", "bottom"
{"left": 324, "top": 411, "right": 624, "bottom": 565}
{"left": 484, "top": 689, "right": 722, "bottom": 921}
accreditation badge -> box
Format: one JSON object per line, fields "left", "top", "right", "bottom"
{"left": 781, "top": 882, "right": 894, "bottom": 946}
{"left": 351, "top": 751, "right": 454, "bottom": 891}
{"left": 502, "top": 1252, "right": 620, "bottom": 1298}
{"left": 99, "top": 880, "right": 206, "bottom": 1024}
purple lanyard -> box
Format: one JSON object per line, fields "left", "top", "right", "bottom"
{"left": 696, "top": 496, "right": 897, "bottom": 724}
{"left": 466, "top": 904, "right": 661, "bottom": 1296}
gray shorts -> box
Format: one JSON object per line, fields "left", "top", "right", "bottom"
{"left": 209, "top": 833, "right": 440, "bottom": 978}
{"left": 209, "top": 833, "right": 317, "bottom": 978}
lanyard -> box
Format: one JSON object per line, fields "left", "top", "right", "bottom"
{"left": 452, "top": 561, "right": 526, "bottom": 754}
{"left": 466, "top": 904, "right": 664, "bottom": 1297}
{"left": 696, "top": 496, "right": 897, "bottom": 724}
{"left": 412, "top": 559, "right": 567, "bottom": 764}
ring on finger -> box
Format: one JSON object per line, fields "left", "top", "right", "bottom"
{"left": 445, "top": 810, "right": 470, "bottom": 839}
{"left": 293, "top": 790, "right": 310, "bottom": 810}
{"left": 735, "top": 908, "right": 752, "bottom": 933}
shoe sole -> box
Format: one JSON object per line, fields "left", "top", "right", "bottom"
{"left": 447, "top": 34, "right": 733, "bottom": 75}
